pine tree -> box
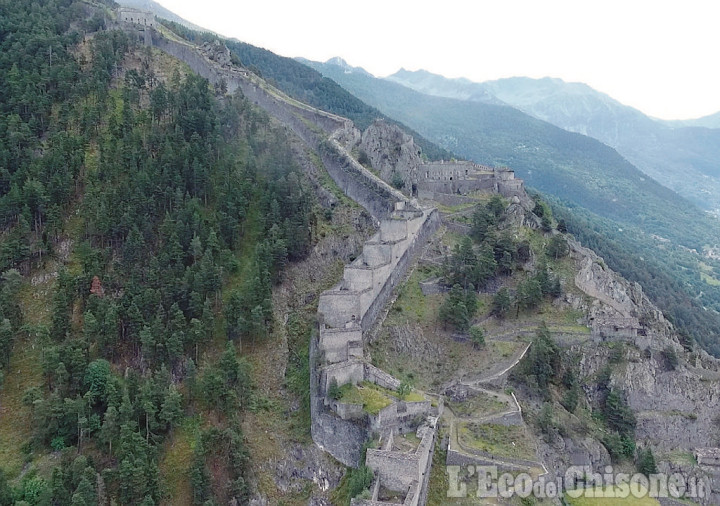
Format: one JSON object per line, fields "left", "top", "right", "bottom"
{"left": 159, "top": 386, "right": 183, "bottom": 430}
{"left": 492, "top": 288, "right": 511, "bottom": 319}
{"left": 636, "top": 447, "right": 658, "bottom": 476}
{"left": 101, "top": 405, "right": 119, "bottom": 455}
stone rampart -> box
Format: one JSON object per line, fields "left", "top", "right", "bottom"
{"left": 366, "top": 450, "right": 420, "bottom": 492}
{"left": 364, "top": 364, "right": 402, "bottom": 391}
{"left": 446, "top": 449, "right": 527, "bottom": 472}
{"left": 146, "top": 29, "right": 409, "bottom": 221}
{"left": 319, "top": 325, "right": 362, "bottom": 364}
{"left": 358, "top": 422, "right": 437, "bottom": 506}
{"left": 362, "top": 211, "right": 440, "bottom": 332}
{"left": 334, "top": 401, "right": 365, "bottom": 421}
{"left": 321, "top": 360, "right": 365, "bottom": 394}
{"left": 310, "top": 334, "right": 369, "bottom": 466}
{"left": 318, "top": 209, "right": 439, "bottom": 334}
{"left": 371, "top": 401, "right": 433, "bottom": 433}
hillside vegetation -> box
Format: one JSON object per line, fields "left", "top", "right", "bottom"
{"left": 305, "top": 60, "right": 720, "bottom": 355}
{"left": 0, "top": 1, "right": 323, "bottom": 503}
{"left": 156, "top": 20, "right": 454, "bottom": 163}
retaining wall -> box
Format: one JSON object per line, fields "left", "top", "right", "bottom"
{"left": 310, "top": 334, "right": 368, "bottom": 466}
{"left": 371, "top": 401, "right": 433, "bottom": 433}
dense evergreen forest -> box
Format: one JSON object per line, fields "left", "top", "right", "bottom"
{"left": 0, "top": 0, "right": 314, "bottom": 503}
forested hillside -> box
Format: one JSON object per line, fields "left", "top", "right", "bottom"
{"left": 0, "top": 1, "right": 315, "bottom": 503}
{"left": 156, "top": 20, "right": 454, "bottom": 162}
{"left": 305, "top": 59, "right": 720, "bottom": 356}
{"left": 388, "top": 70, "right": 720, "bottom": 212}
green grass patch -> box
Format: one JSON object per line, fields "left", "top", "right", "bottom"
{"left": 159, "top": 416, "right": 203, "bottom": 506}
{"left": 339, "top": 382, "right": 394, "bottom": 415}
{"left": 565, "top": 485, "right": 660, "bottom": 505}
{"left": 491, "top": 340, "right": 518, "bottom": 359}
{"left": 0, "top": 279, "right": 52, "bottom": 479}
{"left": 404, "top": 391, "right": 426, "bottom": 402}
{"left": 457, "top": 422, "right": 536, "bottom": 461}
{"left": 662, "top": 450, "right": 697, "bottom": 466}
{"left": 700, "top": 272, "right": 720, "bottom": 286}
{"left": 447, "top": 391, "right": 509, "bottom": 418}
{"left": 338, "top": 381, "right": 425, "bottom": 414}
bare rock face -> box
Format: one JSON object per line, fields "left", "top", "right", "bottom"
{"left": 503, "top": 195, "right": 538, "bottom": 229}
{"left": 273, "top": 444, "right": 344, "bottom": 495}
{"left": 333, "top": 124, "right": 361, "bottom": 151}
{"left": 359, "top": 120, "right": 422, "bottom": 190}
{"left": 200, "top": 40, "right": 232, "bottom": 67}
{"left": 571, "top": 238, "right": 674, "bottom": 341}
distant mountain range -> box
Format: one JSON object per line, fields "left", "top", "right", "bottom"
{"left": 305, "top": 58, "right": 713, "bottom": 243}
{"left": 386, "top": 69, "right": 720, "bottom": 212}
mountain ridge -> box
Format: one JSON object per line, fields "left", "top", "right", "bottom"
{"left": 387, "top": 68, "right": 720, "bottom": 212}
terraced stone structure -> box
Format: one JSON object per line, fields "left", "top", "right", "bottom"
{"left": 416, "top": 160, "right": 525, "bottom": 200}
{"left": 118, "top": 7, "right": 155, "bottom": 27}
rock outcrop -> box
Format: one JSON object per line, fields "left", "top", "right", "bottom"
{"left": 359, "top": 120, "right": 422, "bottom": 189}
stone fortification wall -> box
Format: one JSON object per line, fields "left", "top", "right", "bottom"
{"left": 320, "top": 138, "right": 407, "bottom": 220}
{"left": 361, "top": 211, "right": 440, "bottom": 332}
{"left": 416, "top": 162, "right": 526, "bottom": 199}
{"left": 317, "top": 209, "right": 440, "bottom": 398}
{"left": 333, "top": 401, "right": 365, "bottom": 421}
{"left": 364, "top": 364, "right": 401, "bottom": 391}
{"left": 357, "top": 423, "right": 437, "bottom": 506}
{"left": 146, "top": 30, "right": 409, "bottom": 221}
{"left": 414, "top": 426, "right": 437, "bottom": 506}
{"left": 149, "top": 32, "right": 347, "bottom": 135}
{"left": 310, "top": 335, "right": 369, "bottom": 467}
{"left": 371, "top": 401, "right": 433, "bottom": 433}
{"left": 446, "top": 449, "right": 528, "bottom": 472}
{"left": 317, "top": 210, "right": 439, "bottom": 334}
{"left": 319, "top": 325, "right": 363, "bottom": 364}
{"left": 118, "top": 8, "right": 156, "bottom": 27}
{"left": 416, "top": 191, "right": 477, "bottom": 207}
{"left": 365, "top": 450, "right": 419, "bottom": 492}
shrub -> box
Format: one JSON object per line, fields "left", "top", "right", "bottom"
{"left": 327, "top": 378, "right": 342, "bottom": 400}
{"left": 661, "top": 346, "right": 679, "bottom": 370}
{"left": 636, "top": 447, "right": 658, "bottom": 476}
{"left": 469, "top": 326, "right": 485, "bottom": 348}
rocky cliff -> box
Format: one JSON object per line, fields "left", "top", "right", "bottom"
{"left": 358, "top": 120, "right": 423, "bottom": 190}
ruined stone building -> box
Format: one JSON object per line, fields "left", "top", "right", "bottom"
{"left": 118, "top": 8, "right": 156, "bottom": 28}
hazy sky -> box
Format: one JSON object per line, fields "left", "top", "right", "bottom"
{"left": 156, "top": 0, "right": 720, "bottom": 120}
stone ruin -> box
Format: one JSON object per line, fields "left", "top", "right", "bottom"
{"left": 312, "top": 201, "right": 442, "bottom": 506}
{"left": 118, "top": 7, "right": 156, "bottom": 28}
{"left": 356, "top": 120, "right": 528, "bottom": 203}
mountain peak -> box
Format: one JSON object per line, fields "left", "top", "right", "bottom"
{"left": 325, "top": 56, "right": 350, "bottom": 68}
{"left": 324, "top": 57, "right": 372, "bottom": 76}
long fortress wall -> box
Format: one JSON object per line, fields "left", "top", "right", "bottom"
{"left": 148, "top": 30, "right": 404, "bottom": 220}
{"left": 140, "top": 26, "right": 441, "bottom": 498}
{"left": 311, "top": 206, "right": 440, "bottom": 466}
